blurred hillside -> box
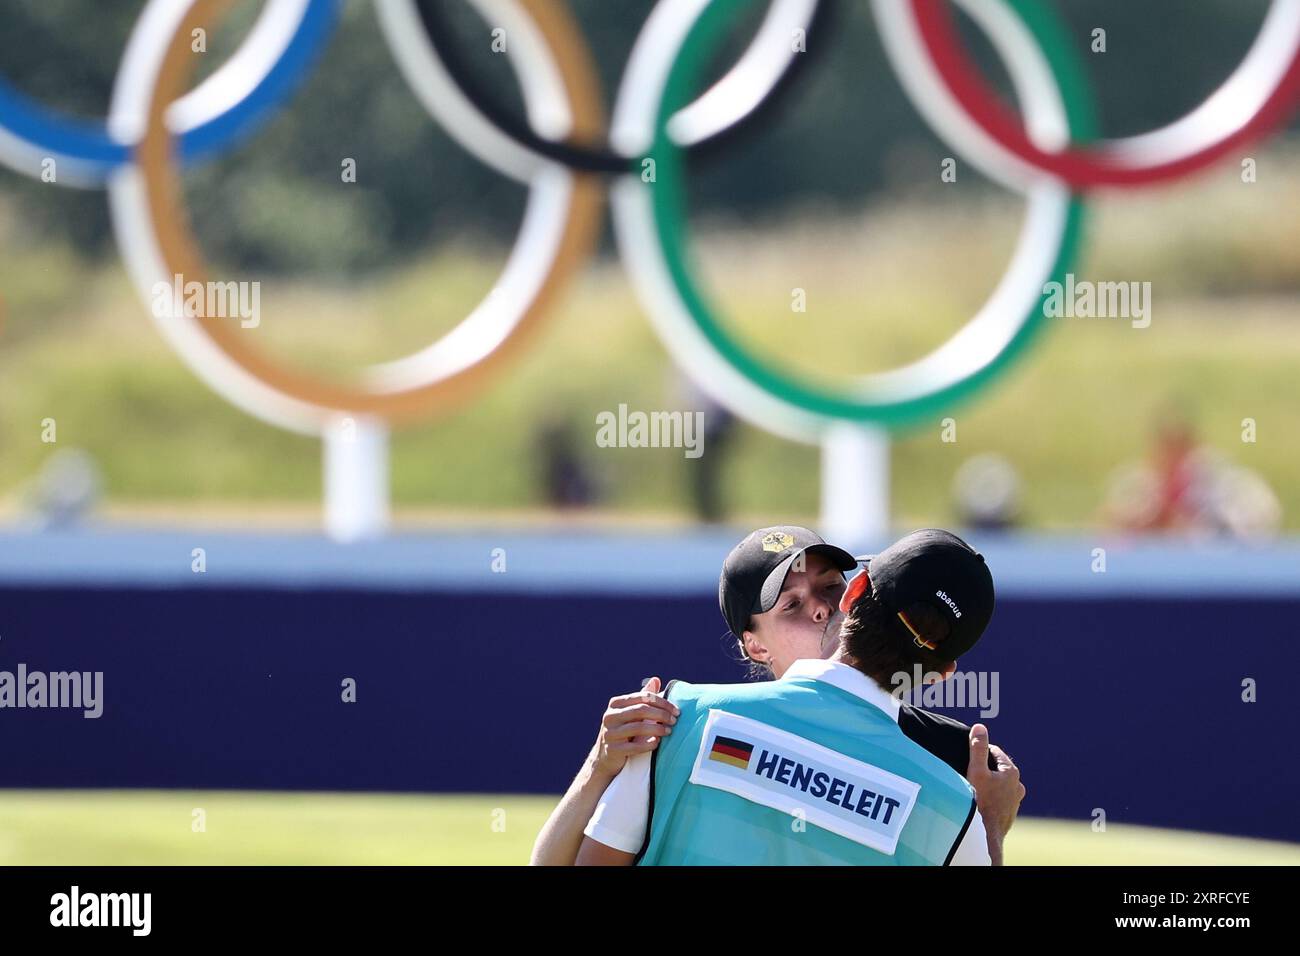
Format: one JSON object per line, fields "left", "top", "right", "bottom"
{"left": 2, "top": 144, "right": 1298, "bottom": 529}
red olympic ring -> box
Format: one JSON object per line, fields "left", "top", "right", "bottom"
{"left": 911, "top": 0, "right": 1300, "bottom": 188}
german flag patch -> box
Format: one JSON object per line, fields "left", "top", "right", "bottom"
{"left": 708, "top": 734, "right": 754, "bottom": 770}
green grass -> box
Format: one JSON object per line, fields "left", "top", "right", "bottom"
{"left": 2, "top": 146, "right": 1299, "bottom": 529}
{"left": 1, "top": 790, "right": 1296, "bottom": 865}
{"left": 0, "top": 791, "right": 554, "bottom": 866}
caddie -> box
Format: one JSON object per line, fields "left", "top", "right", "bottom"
{"left": 574, "top": 528, "right": 1017, "bottom": 865}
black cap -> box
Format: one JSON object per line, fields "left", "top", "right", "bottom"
{"left": 843, "top": 529, "right": 995, "bottom": 659}
{"left": 719, "top": 526, "right": 857, "bottom": 639}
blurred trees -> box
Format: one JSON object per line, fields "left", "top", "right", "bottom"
{"left": 0, "top": 0, "right": 1291, "bottom": 274}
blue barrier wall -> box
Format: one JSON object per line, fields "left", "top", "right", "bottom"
{"left": 0, "top": 529, "right": 1296, "bottom": 842}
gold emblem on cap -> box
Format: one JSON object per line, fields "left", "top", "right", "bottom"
{"left": 761, "top": 531, "right": 795, "bottom": 553}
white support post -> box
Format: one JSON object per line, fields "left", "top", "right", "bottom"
{"left": 323, "top": 415, "right": 390, "bottom": 542}
{"left": 820, "top": 423, "right": 890, "bottom": 553}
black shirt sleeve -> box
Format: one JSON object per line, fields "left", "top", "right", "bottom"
{"left": 897, "top": 703, "right": 998, "bottom": 776}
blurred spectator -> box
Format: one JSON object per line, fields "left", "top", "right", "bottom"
{"left": 22, "top": 448, "right": 103, "bottom": 529}
{"left": 952, "top": 453, "right": 1023, "bottom": 530}
{"left": 1103, "top": 408, "right": 1280, "bottom": 538}
{"left": 535, "top": 413, "right": 598, "bottom": 510}
{"left": 671, "top": 374, "right": 738, "bottom": 524}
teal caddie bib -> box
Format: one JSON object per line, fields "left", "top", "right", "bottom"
{"left": 635, "top": 675, "right": 977, "bottom": 865}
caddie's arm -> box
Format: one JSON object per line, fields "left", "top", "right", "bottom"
{"left": 574, "top": 834, "right": 636, "bottom": 865}
{"left": 529, "top": 677, "right": 678, "bottom": 866}
{"left": 573, "top": 746, "right": 656, "bottom": 866}
{"left": 964, "top": 722, "right": 1026, "bottom": 866}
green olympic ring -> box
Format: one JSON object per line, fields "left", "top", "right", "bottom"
{"left": 637, "top": 0, "right": 1096, "bottom": 430}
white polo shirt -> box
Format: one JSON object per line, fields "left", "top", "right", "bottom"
{"left": 584, "top": 658, "right": 992, "bottom": 865}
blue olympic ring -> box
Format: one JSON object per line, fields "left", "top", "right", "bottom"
{"left": 0, "top": 0, "right": 341, "bottom": 183}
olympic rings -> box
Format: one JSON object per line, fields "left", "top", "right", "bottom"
{"left": 12, "top": 0, "right": 1297, "bottom": 441}
{"left": 376, "top": 0, "right": 606, "bottom": 184}
{"left": 905, "top": 0, "right": 1300, "bottom": 189}
{"left": 0, "top": 0, "right": 340, "bottom": 187}
{"left": 610, "top": 0, "right": 1091, "bottom": 438}
{"left": 407, "top": 0, "right": 828, "bottom": 173}
{"left": 108, "top": 0, "right": 603, "bottom": 431}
